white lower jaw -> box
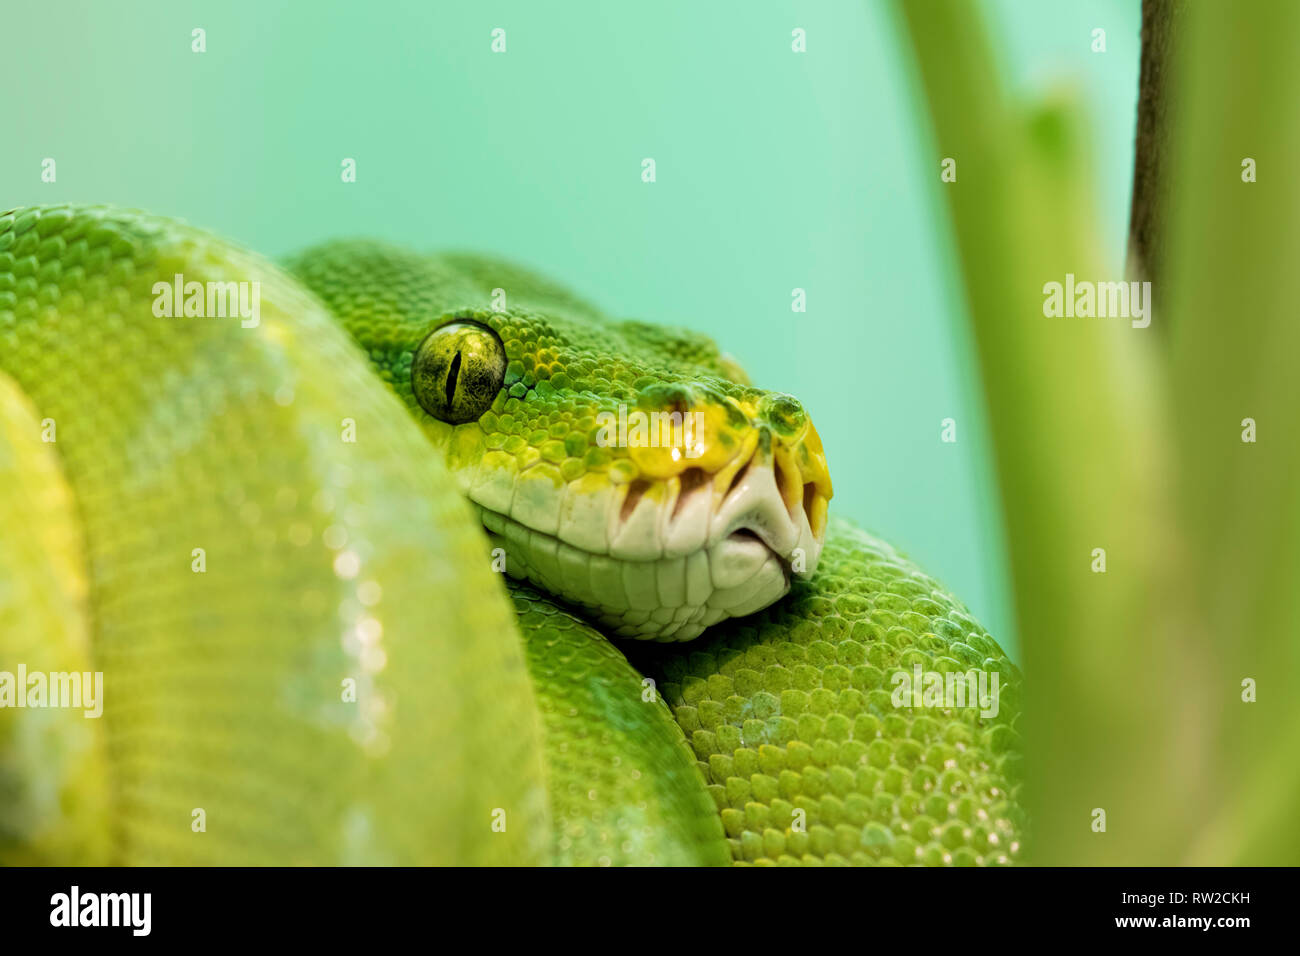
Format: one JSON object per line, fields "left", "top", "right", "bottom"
{"left": 475, "top": 505, "right": 796, "bottom": 642}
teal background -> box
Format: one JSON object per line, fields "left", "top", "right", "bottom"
{"left": 4, "top": 0, "right": 1141, "bottom": 657}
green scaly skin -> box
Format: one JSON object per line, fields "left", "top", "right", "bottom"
{"left": 0, "top": 372, "right": 109, "bottom": 864}
{"left": 630, "top": 520, "right": 1024, "bottom": 865}
{"left": 0, "top": 205, "right": 548, "bottom": 865}
{"left": 1, "top": 204, "right": 1024, "bottom": 866}
{"left": 286, "top": 238, "right": 1025, "bottom": 865}
{"left": 509, "top": 582, "right": 728, "bottom": 866}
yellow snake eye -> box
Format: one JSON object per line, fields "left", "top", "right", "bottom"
{"left": 411, "top": 321, "right": 507, "bottom": 424}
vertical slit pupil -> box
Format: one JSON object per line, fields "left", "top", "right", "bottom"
{"left": 446, "top": 350, "right": 462, "bottom": 409}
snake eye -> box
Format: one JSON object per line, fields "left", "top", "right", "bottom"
{"left": 411, "top": 321, "right": 507, "bottom": 424}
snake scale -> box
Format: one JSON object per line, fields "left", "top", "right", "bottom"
{"left": 0, "top": 204, "right": 1023, "bottom": 866}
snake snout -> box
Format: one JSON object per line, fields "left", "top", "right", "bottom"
{"left": 468, "top": 376, "right": 833, "bottom": 641}
{"left": 706, "top": 426, "right": 829, "bottom": 583}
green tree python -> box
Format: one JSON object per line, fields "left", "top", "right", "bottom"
{"left": 0, "top": 204, "right": 1023, "bottom": 866}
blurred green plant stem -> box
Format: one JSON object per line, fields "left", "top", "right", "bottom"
{"left": 893, "top": 0, "right": 1300, "bottom": 865}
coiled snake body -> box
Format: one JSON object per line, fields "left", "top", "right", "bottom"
{"left": 0, "top": 205, "right": 1023, "bottom": 865}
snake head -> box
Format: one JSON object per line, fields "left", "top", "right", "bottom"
{"left": 289, "top": 243, "right": 832, "bottom": 641}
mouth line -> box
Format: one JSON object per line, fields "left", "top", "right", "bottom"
{"left": 474, "top": 502, "right": 794, "bottom": 570}
{"left": 470, "top": 502, "right": 798, "bottom": 642}
{"left": 725, "top": 527, "right": 792, "bottom": 584}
